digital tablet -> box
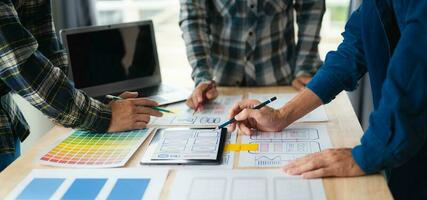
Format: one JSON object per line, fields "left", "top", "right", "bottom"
{"left": 140, "top": 128, "right": 227, "bottom": 165}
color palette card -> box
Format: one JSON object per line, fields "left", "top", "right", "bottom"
{"left": 39, "top": 129, "right": 152, "bottom": 168}
{"left": 6, "top": 168, "right": 169, "bottom": 200}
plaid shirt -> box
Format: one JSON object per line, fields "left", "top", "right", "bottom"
{"left": 180, "top": 0, "right": 325, "bottom": 86}
{"left": 0, "top": 0, "right": 112, "bottom": 154}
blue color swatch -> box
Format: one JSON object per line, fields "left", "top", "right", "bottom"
{"left": 107, "top": 178, "right": 150, "bottom": 200}
{"left": 62, "top": 178, "right": 107, "bottom": 200}
{"left": 17, "top": 178, "right": 65, "bottom": 200}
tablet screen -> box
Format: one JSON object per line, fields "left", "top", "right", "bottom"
{"left": 141, "top": 128, "right": 226, "bottom": 165}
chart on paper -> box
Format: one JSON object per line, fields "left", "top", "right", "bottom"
{"left": 168, "top": 169, "right": 327, "bottom": 200}
{"left": 39, "top": 129, "right": 151, "bottom": 168}
{"left": 6, "top": 168, "right": 169, "bottom": 200}
{"left": 238, "top": 124, "right": 332, "bottom": 167}
{"left": 149, "top": 95, "right": 242, "bottom": 127}
{"left": 248, "top": 93, "right": 328, "bottom": 122}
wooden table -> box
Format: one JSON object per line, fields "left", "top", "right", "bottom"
{"left": 0, "top": 87, "right": 392, "bottom": 199}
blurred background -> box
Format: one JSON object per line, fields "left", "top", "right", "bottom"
{"left": 18, "top": 0, "right": 370, "bottom": 152}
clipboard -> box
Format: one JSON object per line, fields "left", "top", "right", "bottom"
{"left": 140, "top": 128, "right": 227, "bottom": 165}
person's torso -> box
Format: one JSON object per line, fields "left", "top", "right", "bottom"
{"left": 207, "top": 0, "right": 296, "bottom": 86}
{"left": 361, "top": 0, "right": 406, "bottom": 108}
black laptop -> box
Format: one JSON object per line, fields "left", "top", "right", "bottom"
{"left": 60, "top": 20, "right": 191, "bottom": 105}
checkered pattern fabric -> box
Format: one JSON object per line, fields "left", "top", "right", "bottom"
{"left": 180, "top": 0, "right": 325, "bottom": 86}
{"left": 0, "top": 0, "right": 111, "bottom": 154}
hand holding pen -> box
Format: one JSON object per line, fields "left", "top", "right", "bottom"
{"left": 186, "top": 80, "right": 218, "bottom": 113}
{"left": 105, "top": 92, "right": 165, "bottom": 132}
{"left": 222, "top": 97, "right": 287, "bottom": 135}
{"left": 105, "top": 94, "right": 174, "bottom": 113}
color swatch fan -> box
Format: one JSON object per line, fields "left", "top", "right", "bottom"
{"left": 39, "top": 129, "right": 151, "bottom": 168}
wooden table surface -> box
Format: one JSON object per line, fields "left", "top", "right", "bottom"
{"left": 0, "top": 87, "right": 393, "bottom": 199}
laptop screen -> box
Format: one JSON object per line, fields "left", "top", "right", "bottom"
{"left": 65, "top": 23, "right": 158, "bottom": 89}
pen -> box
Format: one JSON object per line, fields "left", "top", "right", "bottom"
{"left": 216, "top": 96, "right": 277, "bottom": 129}
{"left": 193, "top": 80, "right": 216, "bottom": 115}
{"left": 105, "top": 95, "right": 174, "bottom": 113}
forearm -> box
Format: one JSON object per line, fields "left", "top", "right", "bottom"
{"left": 278, "top": 88, "right": 322, "bottom": 127}
{"left": 0, "top": 0, "right": 111, "bottom": 131}
{"left": 1, "top": 50, "right": 111, "bottom": 132}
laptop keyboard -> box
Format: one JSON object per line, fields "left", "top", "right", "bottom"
{"left": 136, "top": 85, "right": 174, "bottom": 97}
{"left": 95, "top": 85, "right": 176, "bottom": 104}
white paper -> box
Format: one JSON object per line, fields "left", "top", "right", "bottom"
{"left": 248, "top": 93, "right": 328, "bottom": 122}
{"left": 238, "top": 124, "right": 332, "bottom": 168}
{"left": 141, "top": 130, "right": 237, "bottom": 169}
{"left": 149, "top": 95, "right": 242, "bottom": 127}
{"left": 168, "top": 169, "right": 327, "bottom": 200}
{"left": 7, "top": 168, "right": 169, "bottom": 200}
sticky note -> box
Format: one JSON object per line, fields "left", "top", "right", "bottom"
{"left": 225, "top": 144, "right": 259, "bottom": 152}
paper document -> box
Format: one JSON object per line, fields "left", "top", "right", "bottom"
{"left": 238, "top": 124, "right": 332, "bottom": 168}
{"left": 39, "top": 129, "right": 152, "bottom": 168}
{"left": 7, "top": 168, "right": 169, "bottom": 200}
{"left": 248, "top": 93, "right": 328, "bottom": 122}
{"left": 168, "top": 169, "right": 327, "bottom": 200}
{"left": 149, "top": 95, "right": 242, "bottom": 127}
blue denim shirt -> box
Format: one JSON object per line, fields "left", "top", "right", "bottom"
{"left": 308, "top": 0, "right": 427, "bottom": 179}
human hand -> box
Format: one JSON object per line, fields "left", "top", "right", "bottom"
{"left": 186, "top": 81, "right": 218, "bottom": 111}
{"left": 283, "top": 148, "right": 365, "bottom": 178}
{"left": 227, "top": 99, "right": 287, "bottom": 135}
{"left": 292, "top": 75, "right": 312, "bottom": 91}
{"left": 108, "top": 92, "right": 163, "bottom": 132}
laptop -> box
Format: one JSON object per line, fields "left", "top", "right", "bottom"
{"left": 60, "top": 20, "right": 191, "bottom": 105}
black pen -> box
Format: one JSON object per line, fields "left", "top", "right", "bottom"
{"left": 217, "top": 96, "right": 277, "bottom": 129}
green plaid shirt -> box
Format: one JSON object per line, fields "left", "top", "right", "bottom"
{"left": 0, "top": 0, "right": 112, "bottom": 154}
{"left": 180, "top": 0, "right": 325, "bottom": 86}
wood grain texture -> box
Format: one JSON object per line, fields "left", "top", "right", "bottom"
{"left": 0, "top": 87, "right": 392, "bottom": 199}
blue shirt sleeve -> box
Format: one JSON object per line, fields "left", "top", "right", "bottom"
{"left": 307, "top": 6, "right": 367, "bottom": 104}
{"left": 352, "top": 0, "right": 427, "bottom": 173}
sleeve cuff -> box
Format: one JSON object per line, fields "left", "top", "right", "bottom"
{"left": 73, "top": 92, "right": 112, "bottom": 132}
{"left": 306, "top": 67, "right": 345, "bottom": 104}
{"left": 352, "top": 145, "right": 374, "bottom": 174}
{"left": 295, "top": 70, "right": 314, "bottom": 78}
{"left": 193, "top": 71, "right": 213, "bottom": 86}
{"left": 81, "top": 102, "right": 111, "bottom": 132}
{"left": 351, "top": 127, "right": 397, "bottom": 174}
